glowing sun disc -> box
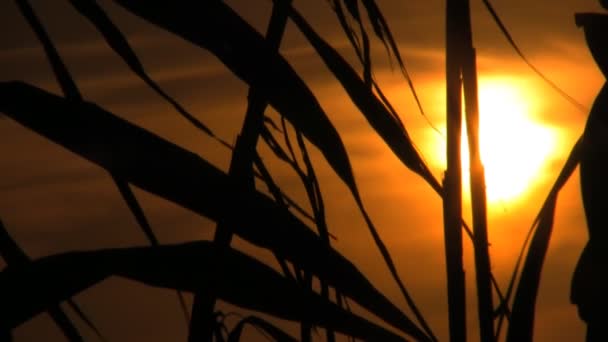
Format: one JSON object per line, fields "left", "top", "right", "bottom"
{"left": 461, "top": 77, "right": 556, "bottom": 203}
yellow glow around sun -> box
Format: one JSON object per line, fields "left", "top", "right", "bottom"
{"left": 460, "top": 77, "right": 557, "bottom": 203}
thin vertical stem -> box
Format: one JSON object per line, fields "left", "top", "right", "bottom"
{"left": 463, "top": 48, "right": 495, "bottom": 342}
{"left": 187, "top": 1, "right": 291, "bottom": 341}
{"left": 461, "top": 1, "right": 495, "bottom": 340}
{"left": 443, "top": 1, "right": 466, "bottom": 341}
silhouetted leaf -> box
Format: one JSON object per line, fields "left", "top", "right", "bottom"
{"left": 112, "top": 0, "right": 358, "bottom": 196}
{"left": 16, "top": 0, "right": 192, "bottom": 326}
{"left": 15, "top": 0, "right": 81, "bottom": 100}
{"left": 289, "top": 6, "right": 441, "bottom": 194}
{"left": 188, "top": 1, "right": 292, "bottom": 340}
{"left": 0, "top": 242, "right": 411, "bottom": 342}
{"left": 505, "top": 137, "right": 582, "bottom": 342}
{"left": 289, "top": 9, "right": 438, "bottom": 339}
{"left": 68, "top": 0, "right": 228, "bottom": 146}
{"left": 482, "top": 0, "right": 587, "bottom": 113}
{"left": 227, "top": 316, "right": 298, "bottom": 342}
{"left": 0, "top": 220, "right": 103, "bottom": 342}
{"left": 576, "top": 13, "right": 608, "bottom": 79}
{"left": 506, "top": 195, "right": 557, "bottom": 342}
{"left": 571, "top": 67, "right": 608, "bottom": 337}
{"left": 0, "top": 81, "right": 428, "bottom": 341}
{"left": 350, "top": 1, "right": 428, "bottom": 116}
{"left": 108, "top": 13, "right": 418, "bottom": 325}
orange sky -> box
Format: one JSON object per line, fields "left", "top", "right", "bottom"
{"left": 1, "top": 0, "right": 606, "bottom": 341}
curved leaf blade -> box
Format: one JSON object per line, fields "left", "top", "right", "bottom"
{"left": 505, "top": 137, "right": 582, "bottom": 342}
{"left": 112, "top": 0, "right": 358, "bottom": 193}
{"left": 0, "top": 221, "right": 85, "bottom": 342}
{"left": 288, "top": 6, "right": 441, "bottom": 194}
{"left": 106, "top": 4, "right": 432, "bottom": 339}
{"left": 0, "top": 81, "right": 427, "bottom": 341}
{"left": 67, "top": 0, "right": 227, "bottom": 145}
{"left": 0, "top": 242, "right": 410, "bottom": 342}
{"left": 227, "top": 316, "right": 298, "bottom": 342}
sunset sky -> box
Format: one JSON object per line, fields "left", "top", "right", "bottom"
{"left": 1, "top": 0, "right": 606, "bottom": 341}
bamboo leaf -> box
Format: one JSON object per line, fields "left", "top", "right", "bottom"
{"left": 288, "top": 9, "right": 438, "bottom": 339}
{"left": 16, "top": 0, "right": 191, "bottom": 327}
{"left": 111, "top": 0, "right": 358, "bottom": 196}
{"left": 0, "top": 81, "right": 427, "bottom": 341}
{"left": 483, "top": 0, "right": 587, "bottom": 113}
{"left": 67, "top": 0, "right": 228, "bottom": 146}
{"left": 0, "top": 221, "right": 83, "bottom": 342}
{"left": 15, "top": 0, "right": 81, "bottom": 100}
{"left": 98, "top": 7, "right": 430, "bottom": 338}
{"left": 227, "top": 316, "right": 298, "bottom": 342}
{"left": 0, "top": 220, "right": 105, "bottom": 342}
{"left": 288, "top": 6, "right": 441, "bottom": 194}
{"left": 506, "top": 195, "right": 557, "bottom": 342}
{"left": 505, "top": 137, "right": 582, "bottom": 342}
{"left": 188, "top": 1, "right": 292, "bottom": 340}
{"left": 0, "top": 242, "right": 410, "bottom": 342}
{"left": 353, "top": 0, "right": 428, "bottom": 120}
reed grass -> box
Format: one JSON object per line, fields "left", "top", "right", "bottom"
{"left": 0, "top": 0, "right": 602, "bottom": 341}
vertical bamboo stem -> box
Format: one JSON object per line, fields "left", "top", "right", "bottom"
{"left": 463, "top": 48, "right": 495, "bottom": 342}
{"left": 188, "top": 2, "right": 291, "bottom": 341}
{"left": 460, "top": 1, "right": 495, "bottom": 340}
{"left": 443, "top": 0, "right": 466, "bottom": 341}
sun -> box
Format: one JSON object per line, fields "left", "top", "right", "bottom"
{"left": 460, "top": 77, "right": 557, "bottom": 204}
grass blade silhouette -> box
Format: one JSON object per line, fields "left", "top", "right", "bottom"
{"left": 227, "top": 316, "right": 298, "bottom": 342}
{"left": 0, "top": 242, "right": 412, "bottom": 342}
{"left": 0, "top": 220, "right": 87, "bottom": 342}
{"left": 289, "top": 6, "right": 441, "bottom": 193}
{"left": 481, "top": 0, "right": 587, "bottom": 113}
{"left": 0, "top": 81, "right": 429, "bottom": 341}
{"left": 13, "top": 1, "right": 117, "bottom": 339}
{"left": 504, "top": 137, "right": 582, "bottom": 342}
{"left": 506, "top": 195, "right": 557, "bottom": 342}
{"left": 112, "top": 0, "right": 360, "bottom": 207}
{"left": 289, "top": 8, "right": 438, "bottom": 339}
{"left": 189, "top": 1, "right": 292, "bottom": 340}
{"left": 361, "top": 0, "right": 425, "bottom": 106}
{"left": 570, "top": 19, "right": 608, "bottom": 336}
{"left": 15, "top": 0, "right": 191, "bottom": 326}
{"left": 330, "top": 0, "right": 441, "bottom": 135}
{"left": 67, "top": 0, "right": 230, "bottom": 148}
{"left": 14, "top": 0, "right": 80, "bottom": 99}
{"left": 108, "top": 3, "right": 430, "bottom": 338}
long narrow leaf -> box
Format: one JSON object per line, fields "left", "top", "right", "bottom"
{"left": 0, "top": 81, "right": 428, "bottom": 341}
{"left": 101, "top": 7, "right": 428, "bottom": 338}
{"left": 15, "top": 0, "right": 81, "bottom": 100}
{"left": 227, "top": 316, "right": 298, "bottom": 342}
{"left": 15, "top": 0, "right": 191, "bottom": 328}
{"left": 289, "top": 6, "right": 441, "bottom": 193}
{"left": 289, "top": 8, "right": 439, "bottom": 339}
{"left": 353, "top": 0, "right": 429, "bottom": 122}
{"left": 505, "top": 195, "right": 557, "bottom": 342}
{"left": 481, "top": 0, "right": 587, "bottom": 113}
{"left": 112, "top": 0, "right": 358, "bottom": 196}
{"left": 189, "top": 1, "right": 292, "bottom": 340}
{"left": 0, "top": 220, "right": 86, "bottom": 342}
{"left": 0, "top": 242, "right": 410, "bottom": 342}
{"left": 505, "top": 137, "right": 582, "bottom": 342}
{"left": 67, "top": 0, "right": 230, "bottom": 147}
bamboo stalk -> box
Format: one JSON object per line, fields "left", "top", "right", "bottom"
{"left": 443, "top": 0, "right": 467, "bottom": 341}
{"left": 463, "top": 49, "right": 495, "bottom": 342}
{"left": 188, "top": 1, "right": 292, "bottom": 341}
{"left": 460, "top": 1, "right": 495, "bottom": 340}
